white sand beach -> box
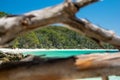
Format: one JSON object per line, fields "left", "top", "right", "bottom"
{"left": 0, "top": 48, "right": 118, "bottom": 53}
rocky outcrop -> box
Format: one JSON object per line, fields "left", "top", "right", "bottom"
{"left": 0, "top": 51, "right": 25, "bottom": 63}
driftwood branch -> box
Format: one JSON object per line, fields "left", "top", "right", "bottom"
{"left": 0, "top": 0, "right": 120, "bottom": 48}
{"left": 0, "top": 53, "right": 120, "bottom": 80}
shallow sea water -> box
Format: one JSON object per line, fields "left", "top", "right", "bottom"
{"left": 23, "top": 49, "right": 119, "bottom": 58}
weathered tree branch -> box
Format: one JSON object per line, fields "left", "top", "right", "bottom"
{"left": 0, "top": 53, "right": 120, "bottom": 80}
{"left": 63, "top": 18, "right": 120, "bottom": 48}
{"left": 0, "top": 0, "right": 120, "bottom": 48}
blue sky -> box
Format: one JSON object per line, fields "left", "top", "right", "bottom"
{"left": 0, "top": 0, "right": 120, "bottom": 35}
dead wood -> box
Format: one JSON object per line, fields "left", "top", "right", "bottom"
{"left": 0, "top": 53, "right": 120, "bottom": 80}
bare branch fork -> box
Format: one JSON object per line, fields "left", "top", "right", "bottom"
{"left": 0, "top": 0, "right": 120, "bottom": 48}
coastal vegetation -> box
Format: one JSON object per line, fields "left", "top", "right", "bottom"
{"left": 12, "top": 26, "right": 114, "bottom": 49}
{"left": 0, "top": 12, "right": 8, "bottom": 17}
{"left": 0, "top": 51, "right": 24, "bottom": 62}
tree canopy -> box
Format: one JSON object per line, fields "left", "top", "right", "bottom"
{"left": 12, "top": 26, "right": 114, "bottom": 49}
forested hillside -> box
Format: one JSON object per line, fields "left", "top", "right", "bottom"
{"left": 0, "top": 12, "right": 114, "bottom": 49}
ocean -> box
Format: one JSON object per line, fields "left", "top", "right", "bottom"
{"left": 23, "top": 49, "right": 119, "bottom": 58}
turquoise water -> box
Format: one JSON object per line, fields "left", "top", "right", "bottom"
{"left": 23, "top": 49, "right": 119, "bottom": 58}
{"left": 77, "top": 76, "right": 120, "bottom": 80}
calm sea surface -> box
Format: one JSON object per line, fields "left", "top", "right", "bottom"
{"left": 23, "top": 49, "right": 120, "bottom": 80}
{"left": 23, "top": 49, "right": 119, "bottom": 58}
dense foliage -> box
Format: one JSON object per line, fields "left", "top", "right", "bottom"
{"left": 12, "top": 26, "right": 114, "bottom": 49}
{"left": 0, "top": 12, "right": 114, "bottom": 49}
{"left": 0, "top": 12, "right": 8, "bottom": 17}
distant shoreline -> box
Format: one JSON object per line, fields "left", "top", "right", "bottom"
{"left": 0, "top": 48, "right": 118, "bottom": 53}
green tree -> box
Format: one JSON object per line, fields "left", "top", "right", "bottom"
{"left": 0, "top": 12, "right": 8, "bottom": 17}
{"left": 12, "top": 26, "right": 114, "bottom": 49}
{"left": 13, "top": 32, "right": 40, "bottom": 48}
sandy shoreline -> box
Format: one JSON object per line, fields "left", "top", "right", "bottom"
{"left": 0, "top": 48, "right": 118, "bottom": 53}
